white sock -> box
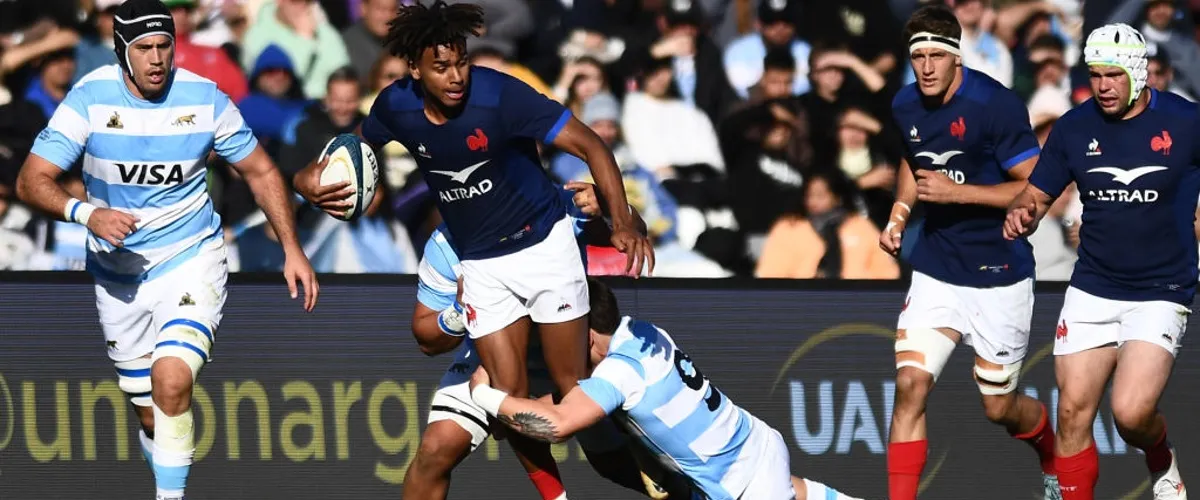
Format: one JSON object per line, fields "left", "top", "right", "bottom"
{"left": 152, "top": 404, "right": 194, "bottom": 500}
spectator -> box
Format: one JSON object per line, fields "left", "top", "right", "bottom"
{"left": 24, "top": 48, "right": 75, "bottom": 122}
{"left": 719, "top": 98, "right": 809, "bottom": 252}
{"left": 1110, "top": 0, "right": 1200, "bottom": 98}
{"left": 1148, "top": 50, "right": 1195, "bottom": 100}
{"left": 621, "top": 0, "right": 739, "bottom": 125}
{"left": 360, "top": 52, "right": 415, "bottom": 194}
{"left": 953, "top": 0, "right": 1013, "bottom": 88}
{"left": 74, "top": 0, "right": 119, "bottom": 83}
{"left": 551, "top": 56, "right": 611, "bottom": 114}
{"left": 274, "top": 67, "right": 416, "bottom": 273}
{"left": 756, "top": 169, "right": 898, "bottom": 279}
{"left": 552, "top": 92, "right": 681, "bottom": 245}
{"left": 723, "top": 0, "right": 812, "bottom": 99}
{"left": 238, "top": 44, "right": 308, "bottom": 154}
{"left": 241, "top": 0, "right": 351, "bottom": 99}
{"left": 279, "top": 67, "right": 367, "bottom": 181}
{"left": 467, "top": 47, "right": 555, "bottom": 97}
{"left": 1, "top": 24, "right": 80, "bottom": 84}
{"left": 621, "top": 57, "right": 725, "bottom": 179}
{"left": 444, "top": 0, "right": 536, "bottom": 59}
{"left": 799, "top": 0, "right": 901, "bottom": 82}
{"left": 1013, "top": 33, "right": 1067, "bottom": 100}
{"left": 799, "top": 45, "right": 887, "bottom": 168}
{"left": 833, "top": 107, "right": 896, "bottom": 225}
{"left": 340, "top": 0, "right": 395, "bottom": 86}
{"left": 168, "top": 0, "right": 250, "bottom": 102}
{"left": 190, "top": 0, "right": 253, "bottom": 51}
{"left": 734, "top": 46, "right": 798, "bottom": 107}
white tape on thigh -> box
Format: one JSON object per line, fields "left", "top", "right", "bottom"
{"left": 974, "top": 361, "right": 1022, "bottom": 395}
{"left": 115, "top": 357, "right": 153, "bottom": 406}
{"left": 895, "top": 328, "right": 957, "bottom": 381}
{"left": 152, "top": 322, "right": 213, "bottom": 380}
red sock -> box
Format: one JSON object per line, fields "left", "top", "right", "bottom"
{"left": 1144, "top": 425, "right": 1172, "bottom": 475}
{"left": 888, "top": 440, "right": 927, "bottom": 500}
{"left": 1011, "top": 403, "right": 1056, "bottom": 474}
{"left": 1055, "top": 444, "right": 1098, "bottom": 500}
{"left": 528, "top": 468, "right": 566, "bottom": 500}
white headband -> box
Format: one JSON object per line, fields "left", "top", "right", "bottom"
{"left": 909, "top": 32, "right": 961, "bottom": 57}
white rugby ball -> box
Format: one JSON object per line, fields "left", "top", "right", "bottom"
{"left": 318, "top": 133, "right": 378, "bottom": 221}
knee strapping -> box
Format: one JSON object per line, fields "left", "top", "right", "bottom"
{"left": 975, "top": 361, "right": 1023, "bottom": 395}
{"left": 115, "top": 357, "right": 153, "bottom": 407}
{"left": 152, "top": 404, "right": 195, "bottom": 458}
{"left": 152, "top": 320, "right": 213, "bottom": 381}
{"left": 895, "top": 328, "right": 957, "bottom": 381}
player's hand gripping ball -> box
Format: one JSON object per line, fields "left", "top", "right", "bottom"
{"left": 318, "top": 134, "right": 378, "bottom": 221}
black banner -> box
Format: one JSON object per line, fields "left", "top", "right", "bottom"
{"left": 0, "top": 275, "right": 1196, "bottom": 499}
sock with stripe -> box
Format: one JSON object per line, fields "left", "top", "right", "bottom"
{"left": 1055, "top": 443, "right": 1098, "bottom": 500}
{"left": 152, "top": 404, "right": 194, "bottom": 500}
{"left": 528, "top": 468, "right": 568, "bottom": 500}
{"left": 887, "top": 440, "right": 927, "bottom": 500}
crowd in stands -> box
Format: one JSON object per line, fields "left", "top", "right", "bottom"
{"left": 1, "top": 0, "right": 1198, "bottom": 279}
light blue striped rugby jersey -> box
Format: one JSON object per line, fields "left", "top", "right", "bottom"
{"left": 579, "top": 317, "right": 758, "bottom": 500}
{"left": 30, "top": 65, "right": 257, "bottom": 283}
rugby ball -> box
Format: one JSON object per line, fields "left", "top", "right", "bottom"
{"left": 318, "top": 133, "right": 378, "bottom": 221}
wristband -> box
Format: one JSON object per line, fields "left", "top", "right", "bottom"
{"left": 64, "top": 198, "right": 97, "bottom": 226}
{"left": 471, "top": 384, "right": 508, "bottom": 417}
{"left": 894, "top": 201, "right": 912, "bottom": 213}
{"left": 437, "top": 302, "right": 467, "bottom": 337}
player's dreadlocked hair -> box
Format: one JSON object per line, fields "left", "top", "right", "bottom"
{"left": 384, "top": 0, "right": 485, "bottom": 63}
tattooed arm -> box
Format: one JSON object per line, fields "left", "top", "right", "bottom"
{"left": 470, "top": 368, "right": 609, "bottom": 443}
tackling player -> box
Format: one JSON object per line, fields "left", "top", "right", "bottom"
{"left": 404, "top": 183, "right": 678, "bottom": 500}
{"left": 1005, "top": 23, "right": 1195, "bottom": 500}
{"left": 468, "top": 278, "right": 863, "bottom": 500}
{"left": 291, "top": 2, "right": 654, "bottom": 493}
{"left": 14, "top": 1, "right": 317, "bottom": 499}
{"left": 881, "top": 5, "right": 1058, "bottom": 500}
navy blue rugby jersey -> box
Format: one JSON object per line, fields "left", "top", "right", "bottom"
{"left": 1029, "top": 89, "right": 1200, "bottom": 305}
{"left": 361, "top": 66, "right": 572, "bottom": 260}
{"left": 893, "top": 68, "right": 1040, "bottom": 287}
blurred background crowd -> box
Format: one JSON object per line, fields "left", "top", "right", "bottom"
{"left": 0, "top": 0, "right": 1198, "bottom": 279}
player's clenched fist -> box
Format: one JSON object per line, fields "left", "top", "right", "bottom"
{"left": 1003, "top": 203, "right": 1037, "bottom": 241}
{"left": 87, "top": 208, "right": 140, "bottom": 247}
{"left": 880, "top": 219, "right": 904, "bottom": 256}
{"left": 915, "top": 169, "right": 962, "bottom": 204}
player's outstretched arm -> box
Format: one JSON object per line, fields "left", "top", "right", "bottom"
{"left": 552, "top": 118, "right": 655, "bottom": 276}
{"left": 1003, "top": 183, "right": 1054, "bottom": 241}
{"left": 469, "top": 367, "right": 606, "bottom": 443}
{"left": 17, "top": 154, "right": 141, "bottom": 248}
{"left": 231, "top": 146, "right": 320, "bottom": 311}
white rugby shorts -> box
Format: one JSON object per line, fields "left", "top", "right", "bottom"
{"left": 734, "top": 416, "right": 795, "bottom": 500}
{"left": 95, "top": 240, "right": 228, "bottom": 364}
{"left": 897, "top": 271, "right": 1034, "bottom": 365}
{"left": 1053, "top": 286, "right": 1190, "bottom": 357}
{"left": 459, "top": 216, "right": 589, "bottom": 339}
